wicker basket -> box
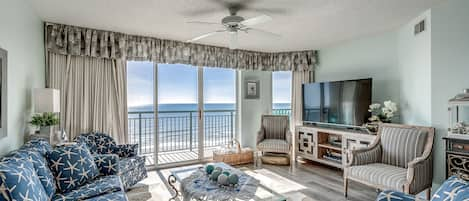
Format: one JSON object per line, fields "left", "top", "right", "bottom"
{"left": 212, "top": 139, "right": 253, "bottom": 165}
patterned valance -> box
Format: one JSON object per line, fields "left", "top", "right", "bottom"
{"left": 45, "top": 23, "right": 318, "bottom": 71}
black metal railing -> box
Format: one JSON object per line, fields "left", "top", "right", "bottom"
{"left": 128, "top": 108, "right": 291, "bottom": 155}
{"left": 128, "top": 110, "right": 235, "bottom": 154}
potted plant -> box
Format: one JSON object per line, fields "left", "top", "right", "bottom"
{"left": 365, "top": 100, "right": 398, "bottom": 132}
{"left": 30, "top": 112, "right": 60, "bottom": 136}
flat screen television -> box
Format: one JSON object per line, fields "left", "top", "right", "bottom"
{"left": 302, "top": 78, "right": 372, "bottom": 127}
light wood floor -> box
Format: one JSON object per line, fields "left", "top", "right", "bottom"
{"left": 127, "top": 159, "right": 377, "bottom": 201}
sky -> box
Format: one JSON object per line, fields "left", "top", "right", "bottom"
{"left": 127, "top": 61, "right": 291, "bottom": 107}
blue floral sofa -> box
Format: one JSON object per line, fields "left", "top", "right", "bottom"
{"left": 0, "top": 139, "right": 128, "bottom": 201}
{"left": 376, "top": 175, "right": 469, "bottom": 201}
{"left": 74, "top": 132, "right": 147, "bottom": 189}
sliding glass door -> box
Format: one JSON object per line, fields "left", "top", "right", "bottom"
{"left": 203, "top": 67, "right": 236, "bottom": 158}
{"left": 127, "top": 62, "right": 237, "bottom": 167}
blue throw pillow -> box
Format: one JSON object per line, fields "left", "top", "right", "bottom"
{"left": 22, "top": 138, "right": 53, "bottom": 155}
{"left": 432, "top": 175, "right": 469, "bottom": 201}
{"left": 0, "top": 159, "right": 49, "bottom": 201}
{"left": 47, "top": 143, "right": 99, "bottom": 193}
{"left": 2, "top": 148, "right": 57, "bottom": 199}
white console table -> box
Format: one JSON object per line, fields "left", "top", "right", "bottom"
{"left": 295, "top": 125, "right": 377, "bottom": 169}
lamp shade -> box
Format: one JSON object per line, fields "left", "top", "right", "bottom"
{"left": 34, "top": 88, "right": 60, "bottom": 113}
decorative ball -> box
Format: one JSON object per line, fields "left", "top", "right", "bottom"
{"left": 222, "top": 171, "right": 230, "bottom": 176}
{"left": 217, "top": 174, "right": 229, "bottom": 185}
{"left": 228, "top": 174, "right": 239, "bottom": 185}
{"left": 210, "top": 170, "right": 222, "bottom": 181}
{"left": 205, "top": 165, "right": 215, "bottom": 174}
{"left": 215, "top": 166, "right": 223, "bottom": 172}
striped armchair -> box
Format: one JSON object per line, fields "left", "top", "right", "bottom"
{"left": 344, "top": 123, "right": 434, "bottom": 200}
{"left": 256, "top": 115, "right": 292, "bottom": 156}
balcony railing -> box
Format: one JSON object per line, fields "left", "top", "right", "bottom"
{"left": 128, "top": 110, "right": 235, "bottom": 154}
{"left": 128, "top": 108, "right": 291, "bottom": 155}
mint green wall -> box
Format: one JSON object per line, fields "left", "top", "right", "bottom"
{"left": 0, "top": 0, "right": 45, "bottom": 155}
{"left": 316, "top": 31, "right": 401, "bottom": 108}
{"left": 238, "top": 70, "right": 272, "bottom": 148}
{"left": 431, "top": 0, "right": 469, "bottom": 188}
{"left": 397, "top": 10, "right": 432, "bottom": 127}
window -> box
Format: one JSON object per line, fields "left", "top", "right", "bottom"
{"left": 272, "top": 71, "right": 292, "bottom": 116}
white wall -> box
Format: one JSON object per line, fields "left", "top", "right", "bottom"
{"left": 0, "top": 0, "right": 45, "bottom": 155}
{"left": 430, "top": 0, "right": 469, "bottom": 188}
{"left": 237, "top": 70, "right": 272, "bottom": 148}
{"left": 397, "top": 10, "right": 432, "bottom": 126}
{"left": 316, "top": 31, "right": 401, "bottom": 109}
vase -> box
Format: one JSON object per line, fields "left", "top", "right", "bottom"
{"left": 40, "top": 126, "right": 54, "bottom": 138}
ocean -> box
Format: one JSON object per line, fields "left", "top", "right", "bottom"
{"left": 128, "top": 103, "right": 291, "bottom": 154}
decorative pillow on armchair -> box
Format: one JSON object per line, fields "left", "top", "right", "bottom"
{"left": 47, "top": 143, "right": 99, "bottom": 192}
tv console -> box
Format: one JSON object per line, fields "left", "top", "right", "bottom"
{"left": 295, "top": 125, "right": 377, "bottom": 169}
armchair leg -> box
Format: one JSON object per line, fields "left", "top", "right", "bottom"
{"left": 344, "top": 177, "right": 348, "bottom": 197}
{"left": 426, "top": 188, "right": 431, "bottom": 200}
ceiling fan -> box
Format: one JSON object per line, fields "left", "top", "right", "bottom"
{"left": 185, "top": 0, "right": 281, "bottom": 49}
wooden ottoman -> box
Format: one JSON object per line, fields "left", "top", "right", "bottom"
{"left": 261, "top": 153, "right": 290, "bottom": 165}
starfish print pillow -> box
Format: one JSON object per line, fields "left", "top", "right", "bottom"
{"left": 0, "top": 159, "right": 49, "bottom": 201}
{"left": 47, "top": 143, "right": 99, "bottom": 193}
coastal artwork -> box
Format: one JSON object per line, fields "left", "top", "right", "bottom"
{"left": 0, "top": 47, "right": 7, "bottom": 138}
{"left": 245, "top": 80, "right": 260, "bottom": 99}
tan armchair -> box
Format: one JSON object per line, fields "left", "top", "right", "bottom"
{"left": 344, "top": 123, "right": 434, "bottom": 199}
{"left": 256, "top": 115, "right": 292, "bottom": 156}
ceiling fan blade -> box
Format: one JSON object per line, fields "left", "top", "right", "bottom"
{"left": 247, "top": 7, "right": 288, "bottom": 14}
{"left": 247, "top": 28, "right": 281, "bottom": 38}
{"left": 229, "top": 32, "right": 238, "bottom": 50}
{"left": 186, "top": 21, "right": 220, "bottom": 26}
{"left": 187, "top": 30, "right": 226, "bottom": 43}
{"left": 240, "top": 15, "right": 272, "bottom": 27}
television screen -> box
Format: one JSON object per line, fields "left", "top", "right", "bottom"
{"left": 302, "top": 78, "right": 372, "bottom": 126}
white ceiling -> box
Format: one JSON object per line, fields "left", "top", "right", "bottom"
{"left": 29, "top": 0, "right": 442, "bottom": 52}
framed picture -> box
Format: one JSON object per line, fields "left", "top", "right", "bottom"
{"left": 245, "top": 80, "right": 260, "bottom": 99}
{"left": 0, "top": 47, "right": 7, "bottom": 139}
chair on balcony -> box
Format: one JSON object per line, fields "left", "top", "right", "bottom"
{"left": 74, "top": 132, "right": 148, "bottom": 190}
{"left": 256, "top": 115, "right": 292, "bottom": 163}
{"left": 344, "top": 123, "right": 434, "bottom": 199}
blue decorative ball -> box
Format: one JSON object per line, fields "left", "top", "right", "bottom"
{"left": 205, "top": 165, "right": 215, "bottom": 174}
{"left": 228, "top": 174, "right": 239, "bottom": 185}
{"left": 222, "top": 171, "right": 230, "bottom": 176}
{"left": 215, "top": 166, "right": 223, "bottom": 172}
{"left": 211, "top": 170, "right": 222, "bottom": 181}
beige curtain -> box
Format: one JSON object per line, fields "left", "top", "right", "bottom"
{"left": 47, "top": 52, "right": 128, "bottom": 143}
{"left": 290, "top": 70, "right": 314, "bottom": 128}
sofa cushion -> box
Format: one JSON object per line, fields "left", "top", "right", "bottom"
{"left": 348, "top": 163, "right": 407, "bottom": 191}
{"left": 75, "top": 133, "right": 117, "bottom": 154}
{"left": 3, "top": 148, "right": 57, "bottom": 199}
{"left": 47, "top": 143, "right": 99, "bottom": 193}
{"left": 52, "top": 175, "right": 123, "bottom": 201}
{"left": 94, "top": 154, "right": 120, "bottom": 176}
{"left": 113, "top": 144, "right": 138, "bottom": 157}
{"left": 380, "top": 126, "right": 428, "bottom": 168}
{"left": 0, "top": 159, "right": 49, "bottom": 201}
{"left": 376, "top": 190, "right": 415, "bottom": 201}
{"left": 257, "top": 139, "right": 290, "bottom": 153}
{"left": 432, "top": 175, "right": 469, "bottom": 201}
{"left": 21, "top": 138, "right": 53, "bottom": 155}
{"left": 83, "top": 191, "right": 128, "bottom": 201}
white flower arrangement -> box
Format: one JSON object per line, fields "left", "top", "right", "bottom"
{"left": 368, "top": 100, "right": 398, "bottom": 123}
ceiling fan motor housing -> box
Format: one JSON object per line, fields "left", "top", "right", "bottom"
{"left": 222, "top": 15, "right": 244, "bottom": 27}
